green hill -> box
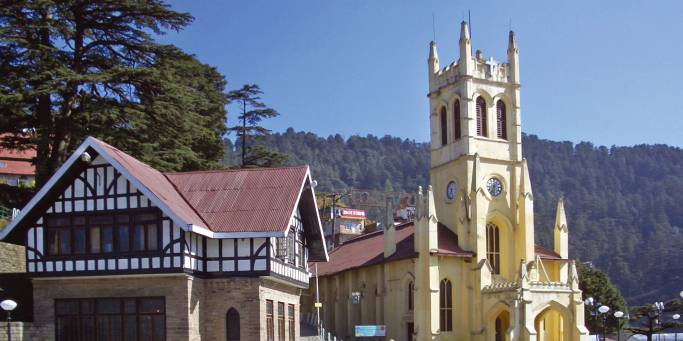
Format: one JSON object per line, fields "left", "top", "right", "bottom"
{"left": 224, "top": 128, "right": 683, "bottom": 305}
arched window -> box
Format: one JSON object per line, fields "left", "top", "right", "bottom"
{"left": 407, "top": 281, "right": 414, "bottom": 311}
{"left": 439, "top": 279, "right": 453, "bottom": 332}
{"left": 453, "top": 100, "right": 461, "bottom": 140}
{"left": 486, "top": 223, "right": 500, "bottom": 274}
{"left": 440, "top": 107, "right": 448, "bottom": 146}
{"left": 496, "top": 100, "right": 507, "bottom": 140}
{"left": 476, "top": 97, "right": 488, "bottom": 137}
{"left": 226, "top": 308, "right": 240, "bottom": 341}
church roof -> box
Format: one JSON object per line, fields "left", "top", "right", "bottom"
{"left": 534, "top": 245, "right": 563, "bottom": 260}
{"left": 314, "top": 222, "right": 474, "bottom": 277}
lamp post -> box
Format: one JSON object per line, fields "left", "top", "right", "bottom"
{"left": 673, "top": 314, "right": 680, "bottom": 341}
{"left": 585, "top": 297, "right": 611, "bottom": 341}
{"left": 615, "top": 310, "right": 629, "bottom": 341}
{"left": 0, "top": 299, "right": 17, "bottom": 341}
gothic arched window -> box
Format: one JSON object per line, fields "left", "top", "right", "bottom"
{"left": 453, "top": 100, "right": 461, "bottom": 140}
{"left": 407, "top": 281, "right": 414, "bottom": 311}
{"left": 476, "top": 96, "right": 488, "bottom": 137}
{"left": 486, "top": 223, "right": 500, "bottom": 274}
{"left": 226, "top": 308, "right": 240, "bottom": 341}
{"left": 440, "top": 107, "right": 448, "bottom": 146}
{"left": 496, "top": 100, "right": 507, "bottom": 140}
{"left": 439, "top": 279, "right": 453, "bottom": 331}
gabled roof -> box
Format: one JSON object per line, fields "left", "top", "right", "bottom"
{"left": 1, "top": 137, "right": 328, "bottom": 261}
{"left": 314, "top": 222, "right": 474, "bottom": 277}
{"left": 166, "top": 166, "right": 309, "bottom": 233}
{"left": 0, "top": 137, "right": 36, "bottom": 176}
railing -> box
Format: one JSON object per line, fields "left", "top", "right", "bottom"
{"left": 302, "top": 312, "right": 344, "bottom": 341}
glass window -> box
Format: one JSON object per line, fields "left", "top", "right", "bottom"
{"left": 226, "top": 308, "right": 240, "bottom": 341}
{"left": 101, "top": 226, "right": 113, "bottom": 253}
{"left": 266, "top": 300, "right": 274, "bottom": 341}
{"left": 496, "top": 100, "right": 507, "bottom": 140}
{"left": 118, "top": 225, "right": 130, "bottom": 252}
{"left": 147, "top": 224, "right": 158, "bottom": 251}
{"left": 486, "top": 223, "right": 501, "bottom": 274}
{"left": 90, "top": 227, "right": 101, "bottom": 253}
{"left": 59, "top": 228, "right": 71, "bottom": 254}
{"left": 134, "top": 224, "right": 145, "bottom": 251}
{"left": 440, "top": 279, "right": 453, "bottom": 332}
{"left": 74, "top": 227, "right": 86, "bottom": 254}
{"left": 55, "top": 297, "right": 165, "bottom": 341}
{"left": 288, "top": 304, "right": 295, "bottom": 341}
{"left": 47, "top": 229, "right": 60, "bottom": 255}
{"left": 277, "top": 302, "right": 285, "bottom": 341}
{"left": 476, "top": 96, "right": 488, "bottom": 137}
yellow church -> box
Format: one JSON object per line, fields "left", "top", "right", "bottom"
{"left": 303, "top": 21, "right": 589, "bottom": 341}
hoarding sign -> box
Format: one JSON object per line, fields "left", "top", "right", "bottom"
{"left": 355, "top": 325, "right": 386, "bottom": 337}
{"left": 341, "top": 208, "right": 366, "bottom": 218}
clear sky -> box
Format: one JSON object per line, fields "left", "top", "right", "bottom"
{"left": 160, "top": 0, "right": 683, "bottom": 147}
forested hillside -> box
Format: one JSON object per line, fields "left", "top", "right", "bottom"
{"left": 224, "top": 128, "right": 683, "bottom": 304}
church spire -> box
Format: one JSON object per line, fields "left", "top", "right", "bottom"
{"left": 459, "top": 21, "right": 473, "bottom": 76}
{"left": 428, "top": 41, "right": 439, "bottom": 75}
{"left": 507, "top": 30, "right": 519, "bottom": 83}
{"left": 554, "top": 197, "right": 569, "bottom": 259}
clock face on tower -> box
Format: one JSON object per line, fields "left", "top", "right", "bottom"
{"left": 486, "top": 178, "right": 503, "bottom": 197}
{"left": 446, "top": 181, "right": 457, "bottom": 201}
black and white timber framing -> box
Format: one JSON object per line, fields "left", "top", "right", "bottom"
{"left": 4, "top": 139, "right": 321, "bottom": 289}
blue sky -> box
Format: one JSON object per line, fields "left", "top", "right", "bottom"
{"left": 160, "top": 0, "right": 683, "bottom": 147}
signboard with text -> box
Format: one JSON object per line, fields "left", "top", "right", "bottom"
{"left": 340, "top": 208, "right": 366, "bottom": 218}
{"left": 355, "top": 325, "right": 386, "bottom": 337}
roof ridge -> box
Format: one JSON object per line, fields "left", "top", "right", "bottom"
{"left": 164, "top": 164, "right": 309, "bottom": 176}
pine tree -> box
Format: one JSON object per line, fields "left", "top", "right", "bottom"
{"left": 227, "top": 84, "right": 286, "bottom": 167}
{"left": 0, "top": 0, "right": 227, "bottom": 185}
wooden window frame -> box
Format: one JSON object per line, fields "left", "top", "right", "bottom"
{"left": 266, "top": 300, "right": 275, "bottom": 341}
{"left": 44, "top": 209, "right": 162, "bottom": 260}
{"left": 54, "top": 297, "right": 165, "bottom": 341}
{"left": 277, "top": 302, "right": 285, "bottom": 341}
{"left": 287, "top": 304, "right": 295, "bottom": 341}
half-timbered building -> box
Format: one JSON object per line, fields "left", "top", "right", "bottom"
{"left": 0, "top": 136, "right": 328, "bottom": 341}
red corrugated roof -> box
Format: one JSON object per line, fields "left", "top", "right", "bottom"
{"left": 90, "top": 138, "right": 208, "bottom": 229}
{"left": 314, "top": 222, "right": 474, "bottom": 277}
{"left": 0, "top": 159, "right": 34, "bottom": 176}
{"left": 535, "top": 245, "right": 563, "bottom": 260}
{"left": 165, "top": 166, "right": 309, "bottom": 233}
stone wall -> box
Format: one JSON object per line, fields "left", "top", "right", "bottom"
{"left": 0, "top": 242, "right": 24, "bottom": 273}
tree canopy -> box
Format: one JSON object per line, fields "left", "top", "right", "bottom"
{"left": 0, "top": 0, "right": 228, "bottom": 185}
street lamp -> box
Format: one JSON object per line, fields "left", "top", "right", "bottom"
{"left": 585, "top": 297, "right": 611, "bottom": 341}
{"left": 614, "top": 310, "right": 629, "bottom": 341}
{"left": 673, "top": 314, "right": 681, "bottom": 341}
{"left": 0, "top": 299, "right": 17, "bottom": 341}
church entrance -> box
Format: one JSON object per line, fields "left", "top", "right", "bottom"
{"left": 534, "top": 307, "right": 567, "bottom": 341}
{"left": 493, "top": 310, "right": 510, "bottom": 341}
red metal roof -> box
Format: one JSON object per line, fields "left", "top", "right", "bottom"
{"left": 314, "top": 222, "right": 474, "bottom": 277}
{"left": 535, "top": 245, "right": 563, "bottom": 260}
{"left": 165, "top": 166, "right": 309, "bottom": 233}
{"left": 90, "top": 138, "right": 210, "bottom": 230}
{"left": 0, "top": 137, "right": 36, "bottom": 176}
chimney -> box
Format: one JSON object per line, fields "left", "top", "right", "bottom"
{"left": 384, "top": 198, "right": 396, "bottom": 258}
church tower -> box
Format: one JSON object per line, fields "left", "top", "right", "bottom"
{"left": 428, "top": 21, "right": 534, "bottom": 280}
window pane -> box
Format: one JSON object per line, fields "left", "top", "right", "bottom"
{"left": 73, "top": 216, "right": 86, "bottom": 225}
{"left": 135, "top": 213, "right": 156, "bottom": 221}
{"left": 147, "top": 224, "right": 158, "bottom": 251}
{"left": 60, "top": 228, "right": 71, "bottom": 254}
{"left": 118, "top": 225, "right": 130, "bottom": 252}
{"left": 140, "top": 298, "right": 164, "bottom": 314}
{"left": 81, "top": 299, "right": 94, "bottom": 314}
{"left": 47, "top": 229, "right": 60, "bottom": 255}
{"left": 74, "top": 227, "right": 86, "bottom": 254}
{"left": 89, "top": 227, "right": 101, "bottom": 253}
{"left": 97, "top": 298, "right": 120, "bottom": 314}
{"left": 102, "top": 226, "right": 113, "bottom": 253}
{"left": 89, "top": 215, "right": 113, "bottom": 225}
{"left": 123, "top": 299, "right": 136, "bottom": 314}
{"left": 134, "top": 224, "right": 145, "bottom": 251}
{"left": 56, "top": 300, "right": 79, "bottom": 315}
{"left": 82, "top": 316, "right": 95, "bottom": 340}
{"left": 110, "top": 315, "right": 122, "bottom": 341}
{"left": 124, "top": 315, "right": 137, "bottom": 340}
{"left": 139, "top": 315, "right": 152, "bottom": 340}
{"left": 152, "top": 315, "right": 165, "bottom": 341}
{"left": 48, "top": 216, "right": 71, "bottom": 226}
